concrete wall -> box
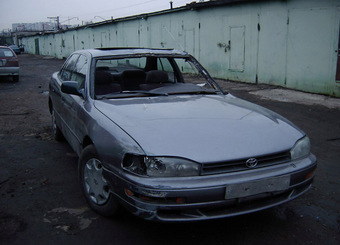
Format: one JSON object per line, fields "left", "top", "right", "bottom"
{"left": 19, "top": 0, "right": 340, "bottom": 97}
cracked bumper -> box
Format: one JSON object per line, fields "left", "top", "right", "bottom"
{"left": 103, "top": 154, "right": 316, "bottom": 222}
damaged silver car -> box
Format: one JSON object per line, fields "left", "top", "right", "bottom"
{"left": 48, "top": 48, "right": 316, "bottom": 222}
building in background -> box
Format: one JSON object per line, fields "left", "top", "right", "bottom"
{"left": 12, "top": 22, "right": 56, "bottom": 32}
{"left": 17, "top": 0, "right": 340, "bottom": 97}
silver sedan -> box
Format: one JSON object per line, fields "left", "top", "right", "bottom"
{"left": 48, "top": 48, "right": 316, "bottom": 222}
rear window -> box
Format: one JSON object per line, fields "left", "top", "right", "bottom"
{"left": 0, "top": 48, "right": 14, "bottom": 58}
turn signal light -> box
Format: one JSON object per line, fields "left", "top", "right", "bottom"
{"left": 125, "top": 188, "right": 134, "bottom": 197}
{"left": 305, "top": 170, "right": 315, "bottom": 180}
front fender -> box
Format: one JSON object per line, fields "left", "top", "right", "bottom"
{"left": 86, "top": 103, "right": 145, "bottom": 172}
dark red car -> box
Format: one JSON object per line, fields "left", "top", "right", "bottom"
{"left": 0, "top": 46, "right": 19, "bottom": 82}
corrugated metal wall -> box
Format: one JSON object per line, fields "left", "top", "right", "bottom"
{"left": 20, "top": 0, "right": 340, "bottom": 97}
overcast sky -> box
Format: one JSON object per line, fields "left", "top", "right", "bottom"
{"left": 0, "top": 0, "right": 198, "bottom": 31}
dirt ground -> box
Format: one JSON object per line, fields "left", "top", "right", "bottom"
{"left": 0, "top": 54, "right": 339, "bottom": 244}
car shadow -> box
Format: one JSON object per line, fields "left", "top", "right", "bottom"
{"left": 0, "top": 76, "right": 17, "bottom": 83}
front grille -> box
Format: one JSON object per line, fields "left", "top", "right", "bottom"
{"left": 201, "top": 151, "right": 291, "bottom": 175}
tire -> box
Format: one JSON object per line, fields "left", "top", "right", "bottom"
{"left": 12, "top": 75, "right": 19, "bottom": 82}
{"left": 51, "top": 109, "right": 63, "bottom": 141}
{"left": 79, "top": 145, "right": 119, "bottom": 216}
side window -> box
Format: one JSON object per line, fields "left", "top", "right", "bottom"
{"left": 158, "top": 58, "right": 175, "bottom": 82}
{"left": 71, "top": 55, "right": 87, "bottom": 88}
{"left": 59, "top": 54, "right": 79, "bottom": 81}
{"left": 157, "top": 58, "right": 172, "bottom": 72}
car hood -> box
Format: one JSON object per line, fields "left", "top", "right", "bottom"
{"left": 94, "top": 94, "right": 303, "bottom": 163}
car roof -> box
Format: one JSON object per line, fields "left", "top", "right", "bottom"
{"left": 74, "top": 48, "right": 190, "bottom": 58}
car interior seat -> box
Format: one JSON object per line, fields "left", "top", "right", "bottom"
{"left": 95, "top": 70, "right": 122, "bottom": 95}
{"left": 140, "top": 70, "right": 169, "bottom": 90}
{"left": 121, "top": 70, "right": 146, "bottom": 91}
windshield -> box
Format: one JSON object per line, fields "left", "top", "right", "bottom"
{"left": 94, "top": 56, "right": 222, "bottom": 99}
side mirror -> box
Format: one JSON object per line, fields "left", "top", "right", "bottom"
{"left": 61, "top": 81, "right": 84, "bottom": 97}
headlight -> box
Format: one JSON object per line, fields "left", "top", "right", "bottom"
{"left": 122, "top": 155, "right": 146, "bottom": 176}
{"left": 290, "top": 136, "right": 311, "bottom": 160}
{"left": 145, "top": 157, "right": 200, "bottom": 177}
{"left": 123, "top": 155, "right": 200, "bottom": 177}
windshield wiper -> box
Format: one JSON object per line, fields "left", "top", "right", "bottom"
{"left": 168, "top": 90, "right": 220, "bottom": 95}
{"left": 97, "top": 90, "right": 168, "bottom": 99}
{"left": 122, "top": 90, "right": 168, "bottom": 96}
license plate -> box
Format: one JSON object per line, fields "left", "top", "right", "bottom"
{"left": 225, "top": 175, "right": 290, "bottom": 199}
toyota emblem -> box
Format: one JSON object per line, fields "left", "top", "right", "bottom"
{"left": 246, "top": 158, "right": 258, "bottom": 168}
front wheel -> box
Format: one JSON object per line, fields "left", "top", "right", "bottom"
{"left": 79, "top": 145, "right": 119, "bottom": 216}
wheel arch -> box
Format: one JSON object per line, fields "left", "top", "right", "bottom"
{"left": 82, "top": 136, "right": 93, "bottom": 150}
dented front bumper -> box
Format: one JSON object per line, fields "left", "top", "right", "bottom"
{"left": 103, "top": 154, "right": 316, "bottom": 222}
